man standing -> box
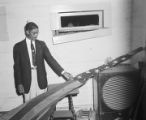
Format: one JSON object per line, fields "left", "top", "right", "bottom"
{"left": 13, "top": 22, "right": 73, "bottom": 102}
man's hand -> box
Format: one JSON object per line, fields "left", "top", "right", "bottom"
{"left": 18, "top": 84, "right": 25, "bottom": 94}
{"left": 62, "top": 72, "right": 74, "bottom": 81}
{"left": 104, "top": 57, "right": 113, "bottom": 65}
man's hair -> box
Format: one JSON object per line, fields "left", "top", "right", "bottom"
{"left": 24, "top": 22, "right": 38, "bottom": 32}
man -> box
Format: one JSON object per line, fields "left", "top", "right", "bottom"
{"left": 13, "top": 22, "right": 73, "bottom": 102}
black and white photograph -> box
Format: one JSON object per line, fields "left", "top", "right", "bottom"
{"left": 0, "top": 0, "right": 145, "bottom": 120}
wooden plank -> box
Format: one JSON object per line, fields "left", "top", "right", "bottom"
{"left": 20, "top": 80, "right": 82, "bottom": 120}
{"left": 31, "top": 104, "right": 56, "bottom": 120}
{"left": 0, "top": 80, "right": 85, "bottom": 120}
{"left": 48, "top": 83, "right": 79, "bottom": 96}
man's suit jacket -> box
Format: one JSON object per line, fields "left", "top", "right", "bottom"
{"left": 13, "top": 39, "right": 64, "bottom": 94}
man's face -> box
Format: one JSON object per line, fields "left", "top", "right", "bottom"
{"left": 27, "top": 28, "right": 39, "bottom": 41}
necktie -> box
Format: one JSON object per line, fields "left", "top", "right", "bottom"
{"left": 31, "top": 41, "right": 36, "bottom": 66}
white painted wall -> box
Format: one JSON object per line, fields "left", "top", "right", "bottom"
{"left": 131, "top": 0, "right": 146, "bottom": 65}
{"left": 0, "top": 0, "right": 133, "bottom": 111}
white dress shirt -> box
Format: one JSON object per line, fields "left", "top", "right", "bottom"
{"left": 26, "top": 37, "right": 36, "bottom": 68}
{"left": 25, "top": 38, "right": 47, "bottom": 102}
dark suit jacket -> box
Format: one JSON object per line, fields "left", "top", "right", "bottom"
{"left": 13, "top": 39, "right": 64, "bottom": 94}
